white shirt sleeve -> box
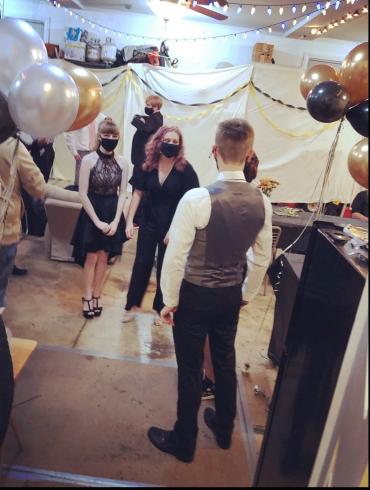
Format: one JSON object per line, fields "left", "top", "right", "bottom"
{"left": 161, "top": 188, "right": 211, "bottom": 308}
{"left": 64, "top": 131, "right": 77, "bottom": 156}
{"left": 242, "top": 194, "right": 273, "bottom": 302}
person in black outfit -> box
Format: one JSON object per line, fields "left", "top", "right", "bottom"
{"left": 21, "top": 137, "right": 55, "bottom": 238}
{"left": 131, "top": 95, "right": 164, "bottom": 169}
{"left": 130, "top": 95, "right": 164, "bottom": 226}
{"left": 71, "top": 118, "right": 129, "bottom": 319}
{"left": 351, "top": 189, "right": 368, "bottom": 222}
{"left": 123, "top": 125, "right": 199, "bottom": 323}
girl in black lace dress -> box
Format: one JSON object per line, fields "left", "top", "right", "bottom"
{"left": 71, "top": 118, "right": 129, "bottom": 319}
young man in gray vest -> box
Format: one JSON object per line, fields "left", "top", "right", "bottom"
{"left": 147, "top": 118, "right": 272, "bottom": 462}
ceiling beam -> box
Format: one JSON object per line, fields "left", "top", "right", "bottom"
{"left": 284, "top": 9, "right": 322, "bottom": 37}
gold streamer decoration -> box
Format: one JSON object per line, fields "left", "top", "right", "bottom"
{"left": 99, "top": 67, "right": 338, "bottom": 135}
{"left": 248, "top": 83, "right": 336, "bottom": 138}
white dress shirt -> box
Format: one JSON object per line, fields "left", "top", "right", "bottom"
{"left": 64, "top": 113, "right": 106, "bottom": 156}
{"left": 161, "top": 171, "right": 273, "bottom": 308}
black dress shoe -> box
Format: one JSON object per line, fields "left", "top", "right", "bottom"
{"left": 12, "top": 265, "right": 28, "bottom": 276}
{"left": 203, "top": 408, "right": 232, "bottom": 450}
{"left": 147, "top": 427, "right": 193, "bottom": 463}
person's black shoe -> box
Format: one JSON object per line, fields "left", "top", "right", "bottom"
{"left": 203, "top": 408, "right": 232, "bottom": 450}
{"left": 12, "top": 265, "right": 28, "bottom": 276}
{"left": 201, "top": 375, "right": 216, "bottom": 401}
{"left": 147, "top": 427, "right": 193, "bottom": 463}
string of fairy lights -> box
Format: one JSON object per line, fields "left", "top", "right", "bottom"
{"left": 45, "top": 0, "right": 368, "bottom": 41}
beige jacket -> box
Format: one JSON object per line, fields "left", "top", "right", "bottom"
{"left": 0, "top": 138, "right": 46, "bottom": 246}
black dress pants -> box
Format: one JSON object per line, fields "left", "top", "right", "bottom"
{"left": 0, "top": 315, "right": 14, "bottom": 447}
{"left": 172, "top": 280, "right": 241, "bottom": 457}
{"left": 125, "top": 224, "right": 166, "bottom": 314}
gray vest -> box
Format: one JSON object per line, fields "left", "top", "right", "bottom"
{"left": 184, "top": 180, "right": 265, "bottom": 288}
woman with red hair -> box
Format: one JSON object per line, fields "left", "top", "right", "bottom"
{"left": 123, "top": 126, "right": 199, "bottom": 323}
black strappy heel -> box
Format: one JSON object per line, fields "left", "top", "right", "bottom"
{"left": 82, "top": 297, "right": 95, "bottom": 319}
{"left": 92, "top": 296, "right": 103, "bottom": 317}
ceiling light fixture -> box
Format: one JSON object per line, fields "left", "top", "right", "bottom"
{"left": 293, "top": 18, "right": 297, "bottom": 24}
{"left": 292, "top": 4, "right": 297, "bottom": 13}
{"left": 148, "top": 1, "right": 186, "bottom": 20}
{"left": 335, "top": 0, "right": 340, "bottom": 9}
{"left": 282, "top": 22, "right": 286, "bottom": 28}
{"left": 251, "top": 6, "right": 256, "bottom": 15}
{"left": 279, "top": 6, "right": 284, "bottom": 14}
{"left": 237, "top": 5, "right": 242, "bottom": 14}
{"left": 269, "top": 26, "right": 272, "bottom": 32}
{"left": 322, "top": 9, "right": 327, "bottom": 14}
{"left": 267, "top": 6, "right": 272, "bottom": 15}
{"left": 302, "top": 4, "right": 307, "bottom": 12}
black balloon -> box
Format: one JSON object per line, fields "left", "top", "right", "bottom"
{"left": 346, "top": 100, "right": 369, "bottom": 137}
{"left": 306, "top": 81, "right": 350, "bottom": 123}
{"left": 0, "top": 91, "right": 16, "bottom": 144}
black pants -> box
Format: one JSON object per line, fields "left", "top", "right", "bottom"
{"left": 172, "top": 280, "right": 241, "bottom": 457}
{"left": 0, "top": 315, "right": 14, "bottom": 447}
{"left": 125, "top": 224, "right": 166, "bottom": 313}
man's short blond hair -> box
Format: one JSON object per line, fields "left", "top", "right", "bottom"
{"left": 146, "top": 95, "right": 163, "bottom": 110}
{"left": 216, "top": 118, "right": 254, "bottom": 163}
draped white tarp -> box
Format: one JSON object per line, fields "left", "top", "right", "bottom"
{"left": 53, "top": 61, "right": 362, "bottom": 203}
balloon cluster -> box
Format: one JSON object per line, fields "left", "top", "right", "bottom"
{"left": 300, "top": 42, "right": 368, "bottom": 189}
{"left": 0, "top": 18, "right": 103, "bottom": 140}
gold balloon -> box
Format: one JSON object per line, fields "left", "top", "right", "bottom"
{"left": 63, "top": 64, "right": 103, "bottom": 131}
{"left": 347, "top": 138, "right": 368, "bottom": 188}
{"left": 300, "top": 64, "right": 339, "bottom": 100}
{"left": 339, "top": 42, "right": 368, "bottom": 107}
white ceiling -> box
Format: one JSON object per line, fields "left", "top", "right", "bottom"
{"left": 61, "top": 0, "right": 369, "bottom": 41}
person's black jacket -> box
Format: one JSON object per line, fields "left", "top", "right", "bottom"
{"left": 131, "top": 112, "right": 163, "bottom": 167}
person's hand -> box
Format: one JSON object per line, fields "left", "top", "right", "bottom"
{"left": 106, "top": 220, "right": 118, "bottom": 237}
{"left": 139, "top": 117, "right": 145, "bottom": 123}
{"left": 160, "top": 306, "right": 177, "bottom": 326}
{"left": 163, "top": 233, "right": 169, "bottom": 246}
{"left": 74, "top": 154, "right": 82, "bottom": 163}
{"left": 125, "top": 221, "right": 135, "bottom": 240}
{"left": 96, "top": 220, "right": 111, "bottom": 234}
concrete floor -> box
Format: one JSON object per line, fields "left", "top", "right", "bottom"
{"left": 2, "top": 227, "right": 278, "bottom": 487}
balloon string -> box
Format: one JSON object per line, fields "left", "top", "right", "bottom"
{"left": 315, "top": 116, "right": 345, "bottom": 219}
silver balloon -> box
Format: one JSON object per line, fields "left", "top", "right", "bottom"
{"left": 0, "top": 18, "right": 48, "bottom": 95}
{"left": 8, "top": 64, "right": 79, "bottom": 138}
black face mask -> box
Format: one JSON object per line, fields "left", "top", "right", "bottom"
{"left": 145, "top": 107, "right": 154, "bottom": 115}
{"left": 100, "top": 138, "right": 118, "bottom": 152}
{"left": 161, "top": 142, "right": 180, "bottom": 158}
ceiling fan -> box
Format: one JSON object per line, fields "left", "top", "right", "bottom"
{"left": 169, "top": 0, "right": 230, "bottom": 20}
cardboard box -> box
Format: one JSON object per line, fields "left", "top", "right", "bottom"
{"left": 252, "top": 43, "right": 274, "bottom": 62}
{"left": 64, "top": 41, "right": 86, "bottom": 62}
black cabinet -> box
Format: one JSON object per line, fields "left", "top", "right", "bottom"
{"left": 254, "top": 226, "right": 367, "bottom": 487}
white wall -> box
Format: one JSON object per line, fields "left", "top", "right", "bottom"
{"left": 3, "top": 0, "right": 358, "bottom": 71}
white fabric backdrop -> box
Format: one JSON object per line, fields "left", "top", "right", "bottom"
{"left": 52, "top": 61, "right": 363, "bottom": 203}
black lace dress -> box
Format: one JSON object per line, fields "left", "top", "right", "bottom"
{"left": 71, "top": 149, "right": 127, "bottom": 266}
